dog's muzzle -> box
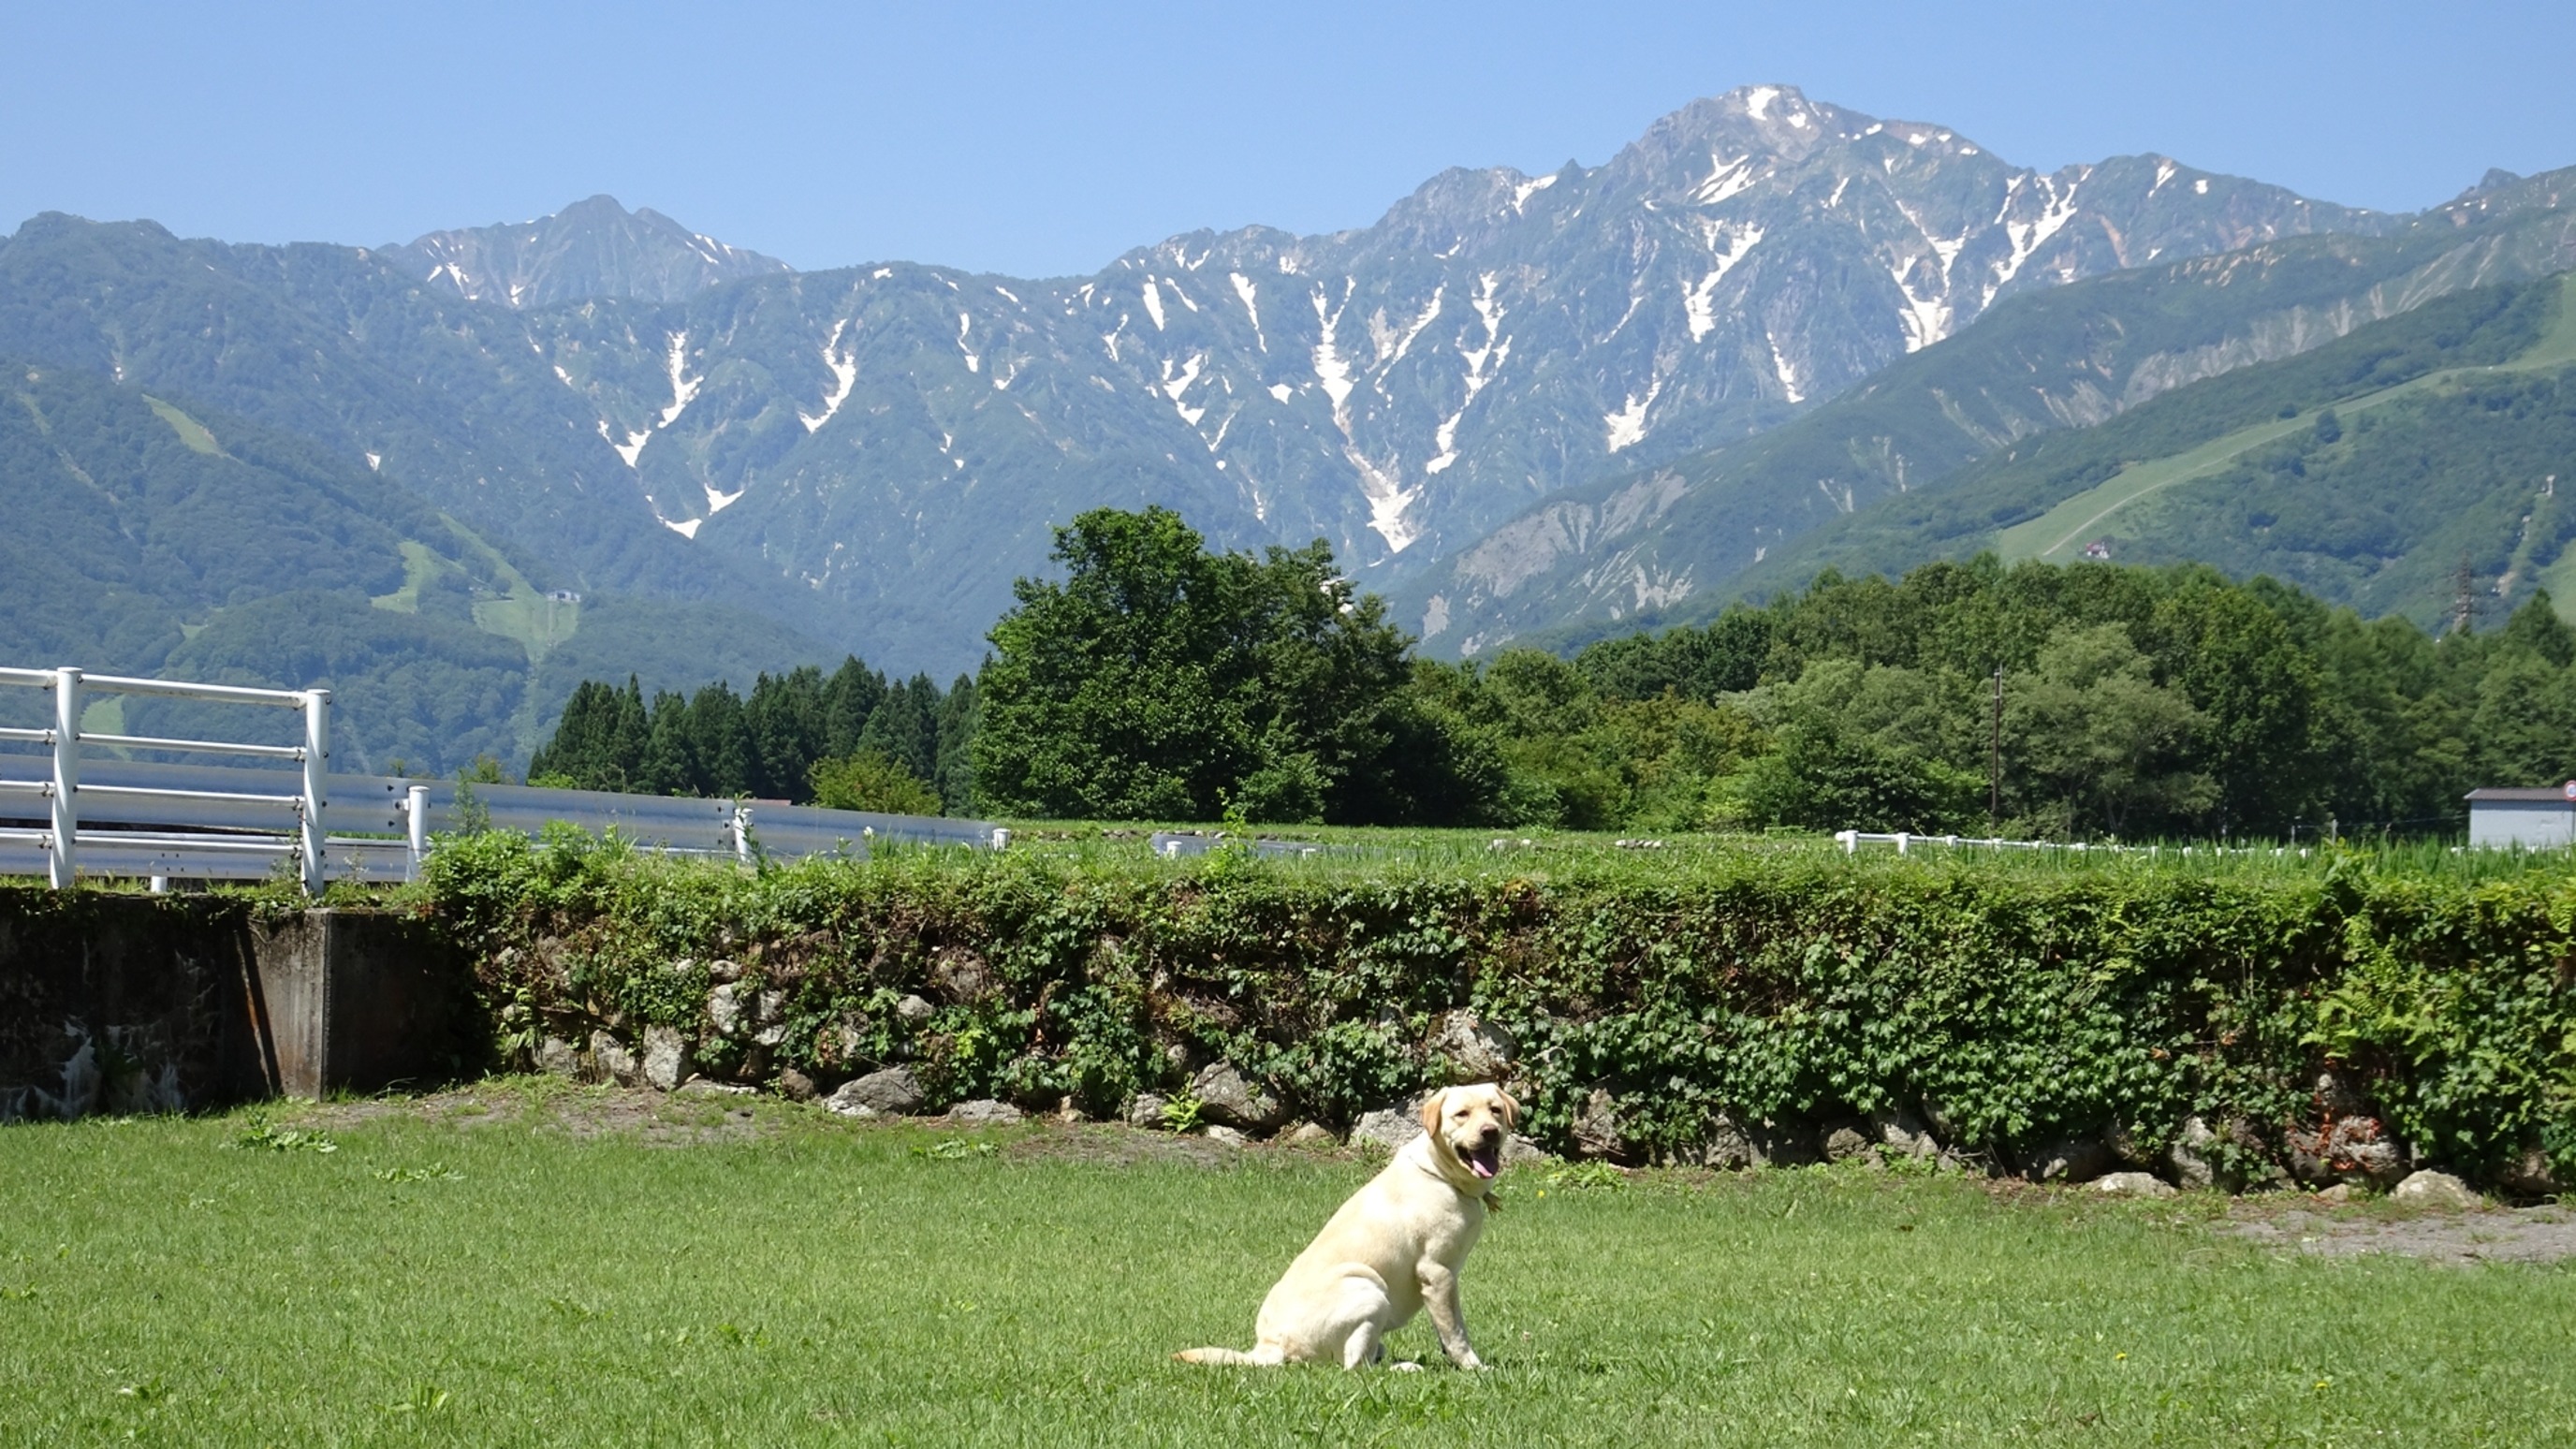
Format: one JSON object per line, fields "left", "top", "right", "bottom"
{"left": 1462, "top": 1134, "right": 1502, "bottom": 1180}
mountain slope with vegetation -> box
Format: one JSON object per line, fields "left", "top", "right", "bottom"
{"left": 1398, "top": 168, "right": 2576, "bottom": 654}
{"left": 1709, "top": 272, "right": 2576, "bottom": 632}
{"left": 0, "top": 363, "right": 834, "bottom": 774}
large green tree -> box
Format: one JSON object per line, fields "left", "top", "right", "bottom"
{"left": 972, "top": 507, "right": 1424, "bottom": 824}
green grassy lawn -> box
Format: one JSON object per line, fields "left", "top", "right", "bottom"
{"left": 2, "top": 1090, "right": 2569, "bottom": 1446}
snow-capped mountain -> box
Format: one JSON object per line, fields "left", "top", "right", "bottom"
{"left": 0, "top": 86, "right": 2413, "bottom": 673}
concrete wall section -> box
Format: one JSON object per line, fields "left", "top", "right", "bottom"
{"left": 1, "top": 894, "right": 476, "bottom": 1117}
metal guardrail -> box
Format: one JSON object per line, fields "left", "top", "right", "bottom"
{"left": 1, "top": 666, "right": 331, "bottom": 892}
{"left": 0, "top": 665, "right": 1007, "bottom": 895}
{"left": 1149, "top": 831, "right": 1325, "bottom": 859}
{"left": 1834, "top": 830, "right": 2294, "bottom": 858}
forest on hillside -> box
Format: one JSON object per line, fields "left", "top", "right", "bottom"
{"left": 524, "top": 507, "right": 2576, "bottom": 841}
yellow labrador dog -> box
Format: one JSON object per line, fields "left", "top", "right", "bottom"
{"left": 1176, "top": 1083, "right": 1515, "bottom": 1370}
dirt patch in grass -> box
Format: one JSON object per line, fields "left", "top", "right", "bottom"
{"left": 276, "top": 1080, "right": 782, "bottom": 1147}
{"left": 2222, "top": 1196, "right": 2576, "bottom": 1265}
{"left": 263, "top": 1086, "right": 2576, "bottom": 1265}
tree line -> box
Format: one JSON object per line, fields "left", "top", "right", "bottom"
{"left": 526, "top": 662, "right": 973, "bottom": 814}
{"left": 530, "top": 505, "right": 2576, "bottom": 838}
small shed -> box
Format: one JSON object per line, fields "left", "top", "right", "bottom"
{"left": 2466, "top": 785, "right": 2576, "bottom": 849}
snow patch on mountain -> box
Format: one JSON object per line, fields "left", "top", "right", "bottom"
{"left": 1767, "top": 331, "right": 1806, "bottom": 403}
{"left": 658, "top": 332, "right": 701, "bottom": 427}
{"left": 1230, "top": 272, "right": 1267, "bottom": 351}
{"left": 1603, "top": 377, "right": 1662, "bottom": 453}
{"left": 799, "top": 319, "right": 858, "bottom": 432}
{"left": 1161, "top": 353, "right": 1208, "bottom": 427}
{"left": 1693, "top": 155, "right": 1761, "bottom": 208}
{"left": 1687, "top": 225, "right": 1764, "bottom": 341}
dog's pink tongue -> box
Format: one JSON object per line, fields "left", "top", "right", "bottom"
{"left": 1470, "top": 1155, "right": 1497, "bottom": 1179}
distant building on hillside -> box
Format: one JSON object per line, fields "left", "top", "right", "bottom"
{"left": 546, "top": 590, "right": 582, "bottom": 605}
{"left": 2081, "top": 540, "right": 2114, "bottom": 561}
{"left": 2466, "top": 785, "right": 2576, "bottom": 848}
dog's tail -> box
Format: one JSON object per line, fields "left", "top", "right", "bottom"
{"left": 1173, "top": 1345, "right": 1284, "bottom": 1366}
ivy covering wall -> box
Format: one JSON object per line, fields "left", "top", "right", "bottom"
{"left": 423, "top": 830, "right": 2575, "bottom": 1191}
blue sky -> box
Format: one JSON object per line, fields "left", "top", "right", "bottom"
{"left": 4, "top": 2, "right": 2569, "bottom": 277}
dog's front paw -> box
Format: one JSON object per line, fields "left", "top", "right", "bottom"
{"left": 1456, "top": 1353, "right": 1487, "bottom": 1371}
{"left": 1389, "top": 1360, "right": 1425, "bottom": 1373}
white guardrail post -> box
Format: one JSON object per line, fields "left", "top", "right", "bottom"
{"left": 299, "top": 688, "right": 329, "bottom": 897}
{"left": 406, "top": 783, "right": 431, "bottom": 881}
{"left": 50, "top": 666, "right": 81, "bottom": 888}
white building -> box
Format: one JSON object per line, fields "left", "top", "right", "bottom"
{"left": 2466, "top": 786, "right": 2576, "bottom": 849}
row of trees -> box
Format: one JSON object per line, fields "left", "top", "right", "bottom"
{"left": 529, "top": 505, "right": 2576, "bottom": 838}
{"left": 526, "top": 661, "right": 973, "bottom": 813}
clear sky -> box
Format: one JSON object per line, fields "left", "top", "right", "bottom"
{"left": 3, "top": 1, "right": 2569, "bottom": 279}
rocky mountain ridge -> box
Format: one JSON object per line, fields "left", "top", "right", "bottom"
{"left": 0, "top": 86, "right": 2472, "bottom": 677}
{"left": 379, "top": 194, "right": 789, "bottom": 308}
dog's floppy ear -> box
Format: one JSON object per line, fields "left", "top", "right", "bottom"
{"left": 1495, "top": 1085, "right": 1519, "bottom": 1130}
{"left": 1417, "top": 1088, "right": 1448, "bottom": 1136}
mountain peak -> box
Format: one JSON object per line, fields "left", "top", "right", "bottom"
{"left": 381, "top": 196, "right": 788, "bottom": 308}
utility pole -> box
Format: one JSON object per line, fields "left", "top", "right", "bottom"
{"left": 1989, "top": 665, "right": 2003, "bottom": 827}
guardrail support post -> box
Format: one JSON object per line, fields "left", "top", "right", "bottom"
{"left": 405, "top": 783, "right": 430, "bottom": 881}
{"left": 733, "top": 805, "right": 754, "bottom": 867}
{"left": 989, "top": 827, "right": 1011, "bottom": 851}
{"left": 49, "top": 666, "right": 80, "bottom": 888}
{"left": 299, "top": 689, "right": 330, "bottom": 897}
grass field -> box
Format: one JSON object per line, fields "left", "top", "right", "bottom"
{"left": 2, "top": 1087, "right": 2569, "bottom": 1445}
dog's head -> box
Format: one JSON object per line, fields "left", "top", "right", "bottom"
{"left": 1420, "top": 1083, "right": 1519, "bottom": 1185}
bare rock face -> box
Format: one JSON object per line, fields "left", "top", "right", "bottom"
{"left": 2390, "top": 1170, "right": 2479, "bottom": 1210}
{"left": 1822, "top": 1123, "right": 1877, "bottom": 1164}
{"left": 641, "top": 1026, "right": 689, "bottom": 1091}
{"left": 2287, "top": 1116, "right": 2408, "bottom": 1190}
{"left": 2498, "top": 1146, "right": 2561, "bottom": 1197}
{"left": 751, "top": 990, "right": 787, "bottom": 1048}
{"left": 1871, "top": 1107, "right": 1939, "bottom": 1162}
{"left": 1351, "top": 1107, "right": 1418, "bottom": 1154}
{"left": 1572, "top": 1088, "right": 1625, "bottom": 1161}
{"left": 774, "top": 1067, "right": 816, "bottom": 1102}
{"left": 1127, "top": 1092, "right": 1171, "bottom": 1129}
{"left": 1281, "top": 1121, "right": 1338, "bottom": 1149}
{"left": 2168, "top": 1117, "right": 2233, "bottom": 1192}
{"left": 590, "top": 1031, "right": 639, "bottom": 1087}
{"left": 929, "top": 948, "right": 999, "bottom": 1004}
{"left": 831, "top": 1066, "right": 926, "bottom": 1117}
{"left": 949, "top": 1099, "right": 1023, "bottom": 1127}
{"left": 893, "top": 995, "right": 936, "bottom": 1025}
{"left": 1703, "top": 1113, "right": 1760, "bottom": 1170}
{"left": 1501, "top": 1134, "right": 1549, "bottom": 1168}
{"left": 2094, "top": 1171, "right": 2178, "bottom": 1199}
{"left": 1429, "top": 1011, "right": 1516, "bottom": 1084}
{"left": 535, "top": 1036, "right": 579, "bottom": 1078}
{"left": 1202, "top": 1124, "right": 1249, "bottom": 1147}
{"left": 1190, "top": 1063, "right": 1286, "bottom": 1134}
{"left": 707, "top": 984, "right": 745, "bottom": 1038}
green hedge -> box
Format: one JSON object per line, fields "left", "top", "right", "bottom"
{"left": 420, "top": 831, "right": 2576, "bottom": 1189}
